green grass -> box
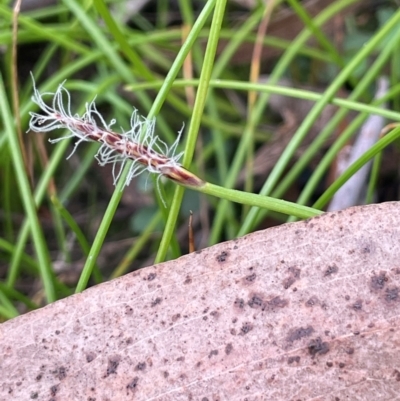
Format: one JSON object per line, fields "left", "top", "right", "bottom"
{"left": 1, "top": 0, "right": 400, "bottom": 319}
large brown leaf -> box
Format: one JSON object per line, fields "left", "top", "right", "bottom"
{"left": 1, "top": 202, "right": 400, "bottom": 400}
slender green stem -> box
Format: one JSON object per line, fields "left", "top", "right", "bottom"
{"left": 286, "top": 0, "right": 344, "bottom": 68}
{"left": 0, "top": 73, "right": 56, "bottom": 303}
{"left": 92, "top": 0, "right": 155, "bottom": 81}
{"left": 198, "top": 183, "right": 321, "bottom": 220}
{"left": 313, "top": 127, "right": 400, "bottom": 209}
{"left": 366, "top": 151, "right": 382, "bottom": 204}
{"left": 154, "top": 0, "right": 225, "bottom": 264}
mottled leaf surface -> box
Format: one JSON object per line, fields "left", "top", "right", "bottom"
{"left": 1, "top": 202, "right": 400, "bottom": 400}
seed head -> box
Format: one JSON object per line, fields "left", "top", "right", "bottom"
{"left": 28, "top": 74, "right": 204, "bottom": 198}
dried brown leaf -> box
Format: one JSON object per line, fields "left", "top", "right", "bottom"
{"left": 1, "top": 202, "right": 400, "bottom": 400}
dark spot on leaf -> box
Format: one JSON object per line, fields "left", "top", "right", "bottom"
{"left": 86, "top": 352, "right": 96, "bottom": 363}
{"left": 126, "top": 377, "right": 139, "bottom": 393}
{"left": 35, "top": 374, "right": 42, "bottom": 381}
{"left": 210, "top": 310, "right": 220, "bottom": 318}
{"left": 240, "top": 322, "right": 253, "bottom": 335}
{"left": 163, "top": 371, "right": 169, "bottom": 378}
{"left": 234, "top": 298, "right": 245, "bottom": 309}
{"left": 288, "top": 266, "right": 301, "bottom": 277}
{"left": 248, "top": 295, "right": 263, "bottom": 308}
{"left": 267, "top": 296, "right": 288, "bottom": 309}
{"left": 184, "top": 276, "right": 192, "bottom": 284}
{"left": 30, "top": 392, "right": 38, "bottom": 399}
{"left": 202, "top": 398, "right": 209, "bottom": 401}
{"left": 393, "top": 370, "right": 400, "bottom": 381}
{"left": 286, "top": 326, "right": 314, "bottom": 343}
{"left": 208, "top": 350, "right": 218, "bottom": 358}
{"left": 352, "top": 300, "right": 363, "bottom": 310}
{"left": 135, "top": 362, "right": 146, "bottom": 371}
{"left": 287, "top": 356, "right": 300, "bottom": 364}
{"left": 339, "top": 362, "right": 345, "bottom": 368}
{"left": 216, "top": 251, "right": 228, "bottom": 262}
{"left": 176, "top": 356, "right": 185, "bottom": 362}
{"left": 151, "top": 297, "right": 162, "bottom": 307}
{"left": 125, "top": 306, "right": 133, "bottom": 315}
{"left": 308, "top": 338, "right": 330, "bottom": 358}
{"left": 370, "top": 272, "right": 387, "bottom": 291}
{"left": 245, "top": 273, "right": 256, "bottom": 282}
{"left": 282, "top": 276, "right": 296, "bottom": 289}
{"left": 55, "top": 330, "right": 60, "bottom": 335}
{"left": 172, "top": 314, "right": 181, "bottom": 322}
{"left": 282, "top": 267, "right": 301, "bottom": 289}
{"left": 326, "top": 361, "right": 333, "bottom": 367}
{"left": 147, "top": 273, "right": 156, "bottom": 281}
{"left": 306, "top": 296, "right": 319, "bottom": 307}
{"left": 361, "top": 244, "right": 372, "bottom": 253}
{"left": 53, "top": 366, "right": 67, "bottom": 380}
{"left": 324, "top": 264, "right": 338, "bottom": 276}
{"left": 106, "top": 356, "right": 121, "bottom": 377}
{"left": 50, "top": 385, "right": 59, "bottom": 397}
{"left": 346, "top": 347, "right": 355, "bottom": 355}
{"left": 225, "top": 343, "right": 233, "bottom": 355}
{"left": 385, "top": 287, "right": 399, "bottom": 302}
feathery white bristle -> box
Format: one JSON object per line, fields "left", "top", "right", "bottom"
{"left": 28, "top": 73, "right": 184, "bottom": 194}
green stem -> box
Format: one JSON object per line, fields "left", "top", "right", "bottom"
{"left": 313, "top": 127, "right": 400, "bottom": 210}
{"left": 154, "top": 0, "right": 225, "bottom": 264}
{"left": 197, "top": 182, "right": 321, "bottom": 220}
{"left": 0, "top": 73, "right": 56, "bottom": 303}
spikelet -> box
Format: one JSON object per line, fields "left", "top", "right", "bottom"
{"left": 28, "top": 74, "right": 204, "bottom": 196}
